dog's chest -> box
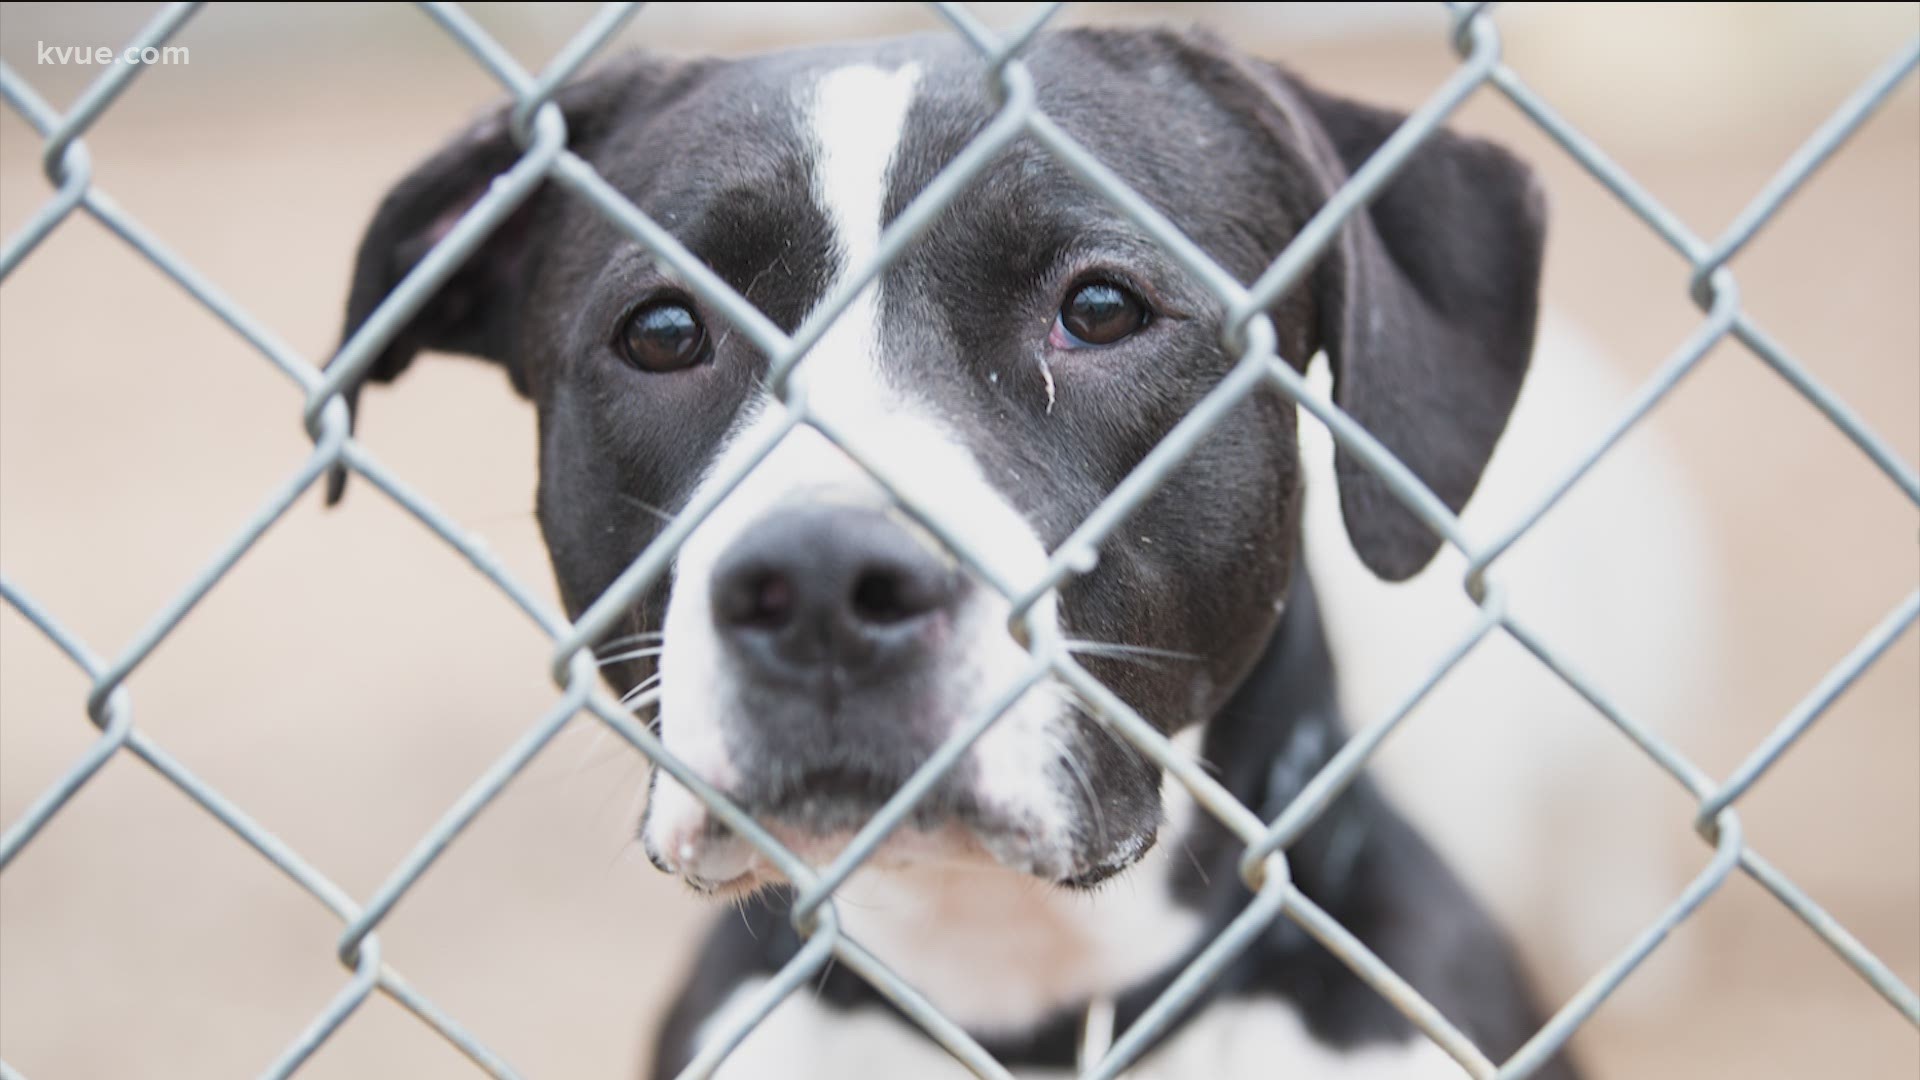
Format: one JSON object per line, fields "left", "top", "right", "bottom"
{"left": 684, "top": 763, "right": 1464, "bottom": 1077}
{"left": 698, "top": 981, "right": 1464, "bottom": 1079}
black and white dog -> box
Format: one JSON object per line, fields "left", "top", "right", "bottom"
{"left": 338, "top": 26, "right": 1582, "bottom": 1079}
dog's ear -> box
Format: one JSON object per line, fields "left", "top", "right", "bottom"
{"left": 328, "top": 57, "right": 683, "bottom": 502}
{"left": 1277, "top": 76, "right": 1546, "bottom": 581}
{"left": 1290, "top": 77, "right": 1545, "bottom": 580}
{"left": 1170, "top": 31, "right": 1546, "bottom": 581}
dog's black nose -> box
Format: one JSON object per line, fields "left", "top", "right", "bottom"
{"left": 710, "top": 505, "right": 965, "bottom": 681}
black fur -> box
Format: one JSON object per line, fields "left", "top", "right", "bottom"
{"left": 335, "top": 25, "right": 1564, "bottom": 1078}
{"left": 649, "top": 567, "right": 1577, "bottom": 1078}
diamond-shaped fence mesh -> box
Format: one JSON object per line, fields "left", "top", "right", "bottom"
{"left": 1, "top": 3, "right": 1916, "bottom": 1078}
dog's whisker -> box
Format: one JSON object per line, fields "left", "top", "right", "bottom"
{"left": 1060, "top": 691, "right": 1159, "bottom": 785}
{"left": 1028, "top": 682, "right": 1151, "bottom": 817}
{"left": 1179, "top": 838, "right": 1212, "bottom": 889}
{"left": 1045, "top": 728, "right": 1108, "bottom": 861}
{"left": 612, "top": 489, "right": 676, "bottom": 524}
{"left": 587, "top": 754, "right": 646, "bottom": 828}
{"left": 568, "top": 719, "right": 650, "bottom": 794}
{"left": 1063, "top": 638, "right": 1201, "bottom": 664}
{"left": 574, "top": 722, "right": 611, "bottom": 773}
{"left": 622, "top": 674, "right": 663, "bottom": 707}
{"left": 595, "top": 630, "right": 665, "bottom": 653}
{"left": 598, "top": 646, "right": 665, "bottom": 667}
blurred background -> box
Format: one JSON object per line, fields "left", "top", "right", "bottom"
{"left": 1, "top": 3, "right": 1915, "bottom": 1078}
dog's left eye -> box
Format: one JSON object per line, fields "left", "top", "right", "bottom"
{"left": 618, "top": 299, "right": 710, "bottom": 373}
{"left": 1052, "top": 280, "right": 1150, "bottom": 349}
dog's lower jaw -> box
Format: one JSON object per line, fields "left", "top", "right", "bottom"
{"left": 642, "top": 784, "right": 1157, "bottom": 901}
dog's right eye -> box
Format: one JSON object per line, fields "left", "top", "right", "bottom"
{"left": 618, "top": 299, "right": 709, "bottom": 373}
{"left": 1053, "top": 280, "right": 1150, "bottom": 349}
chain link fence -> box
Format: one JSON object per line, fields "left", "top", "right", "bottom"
{"left": 1, "top": 3, "right": 1916, "bottom": 1078}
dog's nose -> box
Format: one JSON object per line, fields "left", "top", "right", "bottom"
{"left": 710, "top": 505, "right": 965, "bottom": 681}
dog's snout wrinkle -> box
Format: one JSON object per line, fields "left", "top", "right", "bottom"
{"left": 710, "top": 504, "right": 966, "bottom": 683}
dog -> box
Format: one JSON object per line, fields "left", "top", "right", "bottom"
{"left": 335, "top": 26, "right": 1585, "bottom": 1079}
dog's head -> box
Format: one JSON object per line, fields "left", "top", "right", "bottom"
{"left": 338, "top": 28, "right": 1543, "bottom": 895}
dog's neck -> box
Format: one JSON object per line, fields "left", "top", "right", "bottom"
{"left": 739, "top": 565, "right": 1376, "bottom": 1063}
{"left": 827, "top": 823, "right": 1207, "bottom": 1037}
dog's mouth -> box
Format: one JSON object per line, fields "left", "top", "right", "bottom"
{"left": 642, "top": 762, "right": 1139, "bottom": 897}
{"left": 741, "top": 764, "right": 979, "bottom": 833}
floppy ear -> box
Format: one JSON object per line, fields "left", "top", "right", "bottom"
{"left": 1251, "top": 64, "right": 1547, "bottom": 580}
{"left": 327, "top": 58, "right": 675, "bottom": 502}
{"left": 1300, "top": 80, "right": 1545, "bottom": 580}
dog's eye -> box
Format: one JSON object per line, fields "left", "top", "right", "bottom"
{"left": 619, "top": 300, "right": 709, "bottom": 372}
{"left": 1054, "top": 281, "right": 1149, "bottom": 348}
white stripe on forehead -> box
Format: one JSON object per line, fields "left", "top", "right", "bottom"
{"left": 809, "top": 63, "right": 921, "bottom": 282}
{"left": 799, "top": 63, "right": 922, "bottom": 421}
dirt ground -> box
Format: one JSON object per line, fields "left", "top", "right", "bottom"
{"left": 1, "top": 4, "right": 1915, "bottom": 1078}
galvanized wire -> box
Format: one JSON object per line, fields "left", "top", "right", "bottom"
{"left": 1, "top": 3, "right": 1916, "bottom": 1079}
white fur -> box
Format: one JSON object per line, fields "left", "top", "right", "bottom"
{"left": 680, "top": 720, "right": 1465, "bottom": 1074}
{"left": 696, "top": 980, "right": 1464, "bottom": 1079}
{"left": 1302, "top": 314, "right": 1720, "bottom": 998}
{"left": 646, "top": 63, "right": 1083, "bottom": 887}
{"left": 749, "top": 714, "right": 1216, "bottom": 1036}
{"left": 680, "top": 695, "right": 1209, "bottom": 1049}
{"left": 829, "top": 851, "right": 1203, "bottom": 1035}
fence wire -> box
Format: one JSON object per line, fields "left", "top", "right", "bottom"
{"left": 2, "top": 3, "right": 1917, "bottom": 1078}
